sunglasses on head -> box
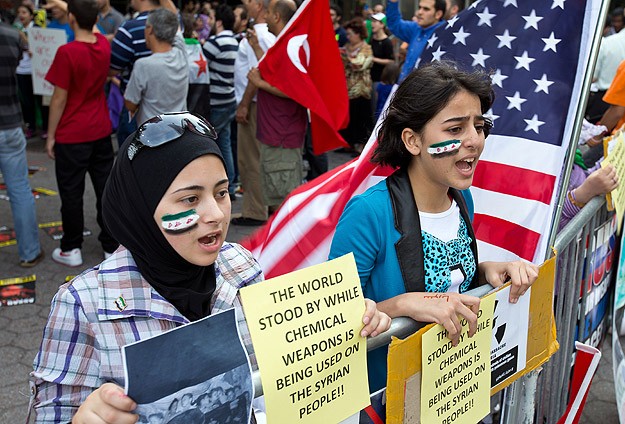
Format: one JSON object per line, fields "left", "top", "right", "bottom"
{"left": 127, "top": 112, "right": 218, "bottom": 161}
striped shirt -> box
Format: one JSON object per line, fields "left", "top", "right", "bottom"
{"left": 203, "top": 30, "right": 238, "bottom": 107}
{"left": 30, "top": 243, "right": 263, "bottom": 423}
{"left": 110, "top": 11, "right": 151, "bottom": 92}
{"left": 0, "top": 23, "right": 24, "bottom": 129}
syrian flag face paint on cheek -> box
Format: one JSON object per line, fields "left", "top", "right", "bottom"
{"left": 427, "top": 139, "right": 462, "bottom": 156}
{"left": 161, "top": 209, "right": 200, "bottom": 234}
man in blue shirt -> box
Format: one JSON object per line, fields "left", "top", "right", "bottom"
{"left": 387, "top": 0, "right": 445, "bottom": 82}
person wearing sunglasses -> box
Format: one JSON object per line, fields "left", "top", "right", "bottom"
{"left": 30, "top": 113, "right": 390, "bottom": 423}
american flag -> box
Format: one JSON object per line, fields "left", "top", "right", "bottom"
{"left": 243, "top": 0, "right": 602, "bottom": 277}
{"left": 419, "top": 0, "right": 598, "bottom": 263}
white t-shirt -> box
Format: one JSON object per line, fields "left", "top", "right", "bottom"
{"left": 419, "top": 200, "right": 469, "bottom": 293}
{"left": 594, "top": 30, "right": 625, "bottom": 91}
{"left": 233, "top": 23, "right": 276, "bottom": 104}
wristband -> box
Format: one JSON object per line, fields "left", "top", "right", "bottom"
{"left": 568, "top": 189, "right": 586, "bottom": 209}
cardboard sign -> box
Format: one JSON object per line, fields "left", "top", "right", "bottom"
{"left": 29, "top": 27, "right": 66, "bottom": 96}
{"left": 420, "top": 294, "right": 495, "bottom": 424}
{"left": 0, "top": 275, "right": 36, "bottom": 307}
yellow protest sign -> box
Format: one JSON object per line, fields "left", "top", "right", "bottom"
{"left": 602, "top": 132, "right": 625, "bottom": 233}
{"left": 240, "top": 253, "right": 369, "bottom": 423}
{"left": 386, "top": 256, "right": 558, "bottom": 423}
{"left": 420, "top": 294, "right": 495, "bottom": 424}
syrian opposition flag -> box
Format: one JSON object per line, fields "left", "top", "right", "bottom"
{"left": 185, "top": 39, "right": 210, "bottom": 85}
{"left": 244, "top": 0, "right": 603, "bottom": 278}
{"left": 257, "top": 0, "right": 349, "bottom": 154}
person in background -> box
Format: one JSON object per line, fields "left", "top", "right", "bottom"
{"left": 97, "top": 0, "right": 124, "bottom": 41}
{"left": 586, "top": 19, "right": 625, "bottom": 124}
{"left": 604, "top": 7, "right": 624, "bottom": 37}
{"left": 109, "top": 0, "right": 177, "bottom": 147}
{"left": 204, "top": 4, "right": 239, "bottom": 201}
{"left": 375, "top": 62, "right": 400, "bottom": 121}
{"left": 247, "top": 0, "right": 307, "bottom": 211}
{"left": 0, "top": 16, "right": 43, "bottom": 268}
{"left": 45, "top": 0, "right": 119, "bottom": 267}
{"left": 369, "top": 12, "right": 394, "bottom": 117}
{"left": 584, "top": 59, "right": 625, "bottom": 167}
{"left": 233, "top": 4, "right": 248, "bottom": 41}
{"left": 387, "top": 0, "right": 445, "bottom": 82}
{"left": 124, "top": 9, "right": 189, "bottom": 127}
{"left": 195, "top": 11, "right": 211, "bottom": 44}
{"left": 46, "top": 0, "right": 74, "bottom": 41}
{"left": 228, "top": 3, "right": 249, "bottom": 195}
{"left": 330, "top": 3, "right": 347, "bottom": 47}
{"left": 559, "top": 120, "right": 617, "bottom": 231}
{"left": 182, "top": 13, "right": 211, "bottom": 118}
{"left": 364, "top": 3, "right": 385, "bottom": 42}
{"left": 232, "top": 0, "right": 276, "bottom": 226}
{"left": 559, "top": 156, "right": 618, "bottom": 231}
{"left": 444, "top": 0, "right": 464, "bottom": 20}
{"left": 329, "top": 62, "right": 538, "bottom": 392}
{"left": 339, "top": 17, "right": 373, "bottom": 154}
{"left": 14, "top": 4, "right": 37, "bottom": 139}
{"left": 182, "top": 0, "right": 198, "bottom": 15}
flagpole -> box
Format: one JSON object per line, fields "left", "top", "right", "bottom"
{"left": 543, "top": 0, "right": 610, "bottom": 263}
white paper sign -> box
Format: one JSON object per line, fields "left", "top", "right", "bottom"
{"left": 29, "top": 27, "right": 66, "bottom": 96}
{"left": 490, "top": 286, "right": 531, "bottom": 388}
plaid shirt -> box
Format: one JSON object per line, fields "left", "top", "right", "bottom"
{"left": 30, "top": 242, "right": 263, "bottom": 423}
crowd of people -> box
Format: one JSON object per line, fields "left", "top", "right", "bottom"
{"left": 9, "top": 0, "right": 625, "bottom": 422}
{"left": 1, "top": 0, "right": 467, "bottom": 268}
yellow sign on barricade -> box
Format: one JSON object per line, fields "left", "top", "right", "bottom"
{"left": 602, "top": 131, "right": 625, "bottom": 233}
{"left": 386, "top": 255, "right": 558, "bottom": 423}
{"left": 421, "top": 294, "right": 495, "bottom": 424}
{"left": 240, "top": 253, "right": 370, "bottom": 423}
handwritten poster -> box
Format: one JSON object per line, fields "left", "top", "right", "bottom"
{"left": 240, "top": 253, "right": 369, "bottom": 423}
{"left": 29, "top": 27, "right": 66, "bottom": 96}
{"left": 602, "top": 131, "right": 625, "bottom": 233}
{"left": 420, "top": 294, "right": 495, "bottom": 424}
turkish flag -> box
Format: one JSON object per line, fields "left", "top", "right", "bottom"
{"left": 258, "top": 0, "right": 349, "bottom": 154}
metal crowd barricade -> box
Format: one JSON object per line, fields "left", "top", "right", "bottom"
{"left": 534, "top": 196, "right": 612, "bottom": 423}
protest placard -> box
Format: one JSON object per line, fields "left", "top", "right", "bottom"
{"left": 38, "top": 221, "right": 91, "bottom": 241}
{"left": 0, "top": 275, "right": 36, "bottom": 307}
{"left": 240, "top": 253, "right": 369, "bottom": 423}
{"left": 0, "top": 226, "right": 17, "bottom": 247}
{"left": 603, "top": 131, "right": 625, "bottom": 233}
{"left": 123, "top": 309, "right": 253, "bottom": 423}
{"left": 29, "top": 27, "right": 66, "bottom": 96}
{"left": 386, "top": 256, "right": 558, "bottom": 423}
{"left": 490, "top": 286, "right": 530, "bottom": 388}
{"left": 420, "top": 294, "right": 495, "bottom": 424}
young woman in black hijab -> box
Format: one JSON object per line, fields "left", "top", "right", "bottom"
{"left": 30, "top": 113, "right": 390, "bottom": 423}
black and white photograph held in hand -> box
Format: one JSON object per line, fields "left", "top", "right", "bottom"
{"left": 123, "top": 308, "right": 254, "bottom": 423}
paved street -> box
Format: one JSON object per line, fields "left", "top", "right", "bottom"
{"left": 0, "top": 135, "right": 619, "bottom": 423}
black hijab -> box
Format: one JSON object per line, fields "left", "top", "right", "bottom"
{"left": 102, "top": 130, "right": 226, "bottom": 321}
